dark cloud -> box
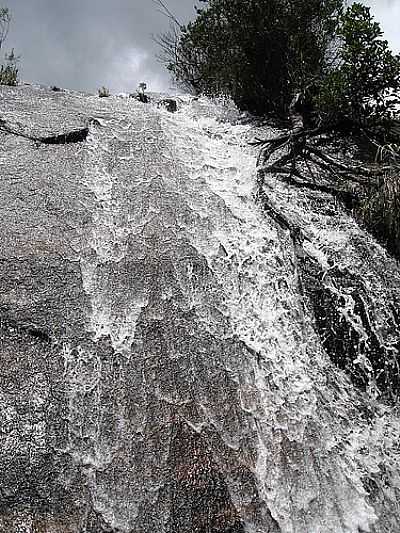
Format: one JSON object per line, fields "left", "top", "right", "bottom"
{"left": 3, "top": 1, "right": 399, "bottom": 94}
{"left": 3, "top": 0, "right": 196, "bottom": 93}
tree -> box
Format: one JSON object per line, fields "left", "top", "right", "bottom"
{"left": 158, "top": 0, "right": 344, "bottom": 116}
{"left": 339, "top": 3, "right": 400, "bottom": 133}
{"left": 315, "top": 3, "right": 400, "bottom": 136}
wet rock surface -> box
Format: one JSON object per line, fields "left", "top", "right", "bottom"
{"left": 0, "top": 85, "right": 400, "bottom": 532}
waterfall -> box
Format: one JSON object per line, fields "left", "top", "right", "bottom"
{"left": 1, "top": 86, "right": 400, "bottom": 532}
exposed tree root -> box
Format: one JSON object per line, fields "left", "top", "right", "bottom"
{"left": 253, "top": 121, "right": 390, "bottom": 192}
{"left": 252, "top": 119, "right": 392, "bottom": 220}
{"left": 254, "top": 117, "right": 400, "bottom": 264}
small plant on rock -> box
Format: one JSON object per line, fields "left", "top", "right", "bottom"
{"left": 0, "top": 8, "right": 20, "bottom": 86}
{"left": 98, "top": 86, "right": 110, "bottom": 97}
{"left": 0, "top": 48, "right": 19, "bottom": 86}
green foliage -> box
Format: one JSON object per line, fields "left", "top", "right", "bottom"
{"left": 161, "top": 0, "right": 400, "bottom": 135}
{"left": 162, "top": 0, "right": 343, "bottom": 115}
{"left": 341, "top": 4, "right": 400, "bottom": 112}
{"left": 0, "top": 48, "right": 18, "bottom": 86}
{"left": 316, "top": 3, "right": 400, "bottom": 135}
{"left": 314, "top": 70, "right": 346, "bottom": 121}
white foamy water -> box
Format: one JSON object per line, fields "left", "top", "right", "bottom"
{"left": 60, "top": 94, "right": 400, "bottom": 532}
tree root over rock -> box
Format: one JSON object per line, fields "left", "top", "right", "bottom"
{"left": 252, "top": 126, "right": 390, "bottom": 203}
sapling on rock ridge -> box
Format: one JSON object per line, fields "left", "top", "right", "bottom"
{"left": 137, "top": 81, "right": 149, "bottom": 103}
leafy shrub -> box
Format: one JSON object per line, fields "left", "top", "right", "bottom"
{"left": 0, "top": 63, "right": 17, "bottom": 85}
{"left": 0, "top": 48, "right": 19, "bottom": 86}
{"left": 138, "top": 82, "right": 147, "bottom": 93}
{"left": 98, "top": 86, "right": 110, "bottom": 97}
{"left": 160, "top": 0, "right": 400, "bottom": 137}
{"left": 315, "top": 4, "right": 400, "bottom": 136}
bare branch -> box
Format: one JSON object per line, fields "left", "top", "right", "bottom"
{"left": 152, "top": 0, "right": 182, "bottom": 29}
{"left": 0, "top": 7, "right": 11, "bottom": 50}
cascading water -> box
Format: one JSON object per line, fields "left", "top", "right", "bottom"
{"left": 0, "top": 85, "right": 399, "bottom": 533}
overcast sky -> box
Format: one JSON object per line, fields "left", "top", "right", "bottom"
{"left": 3, "top": 0, "right": 400, "bottom": 94}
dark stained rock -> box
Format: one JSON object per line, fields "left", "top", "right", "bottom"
{"left": 159, "top": 98, "right": 178, "bottom": 113}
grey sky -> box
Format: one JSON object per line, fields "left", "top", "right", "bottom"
{"left": 3, "top": 0, "right": 196, "bottom": 93}
{"left": 3, "top": 0, "right": 400, "bottom": 94}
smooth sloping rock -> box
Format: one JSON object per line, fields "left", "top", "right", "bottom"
{"left": 0, "top": 85, "right": 400, "bottom": 533}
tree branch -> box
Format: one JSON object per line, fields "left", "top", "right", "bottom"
{"left": 152, "top": 0, "right": 183, "bottom": 29}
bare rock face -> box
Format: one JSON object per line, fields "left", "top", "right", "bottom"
{"left": 0, "top": 85, "right": 400, "bottom": 533}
